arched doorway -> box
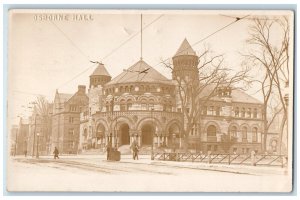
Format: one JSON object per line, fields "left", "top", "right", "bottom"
{"left": 141, "top": 124, "right": 154, "bottom": 145}
{"left": 168, "top": 124, "right": 180, "bottom": 148}
{"left": 119, "top": 124, "right": 130, "bottom": 146}
{"left": 96, "top": 124, "right": 105, "bottom": 148}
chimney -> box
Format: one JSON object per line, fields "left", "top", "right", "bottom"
{"left": 78, "top": 85, "right": 86, "bottom": 94}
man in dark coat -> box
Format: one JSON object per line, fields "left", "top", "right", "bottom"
{"left": 106, "top": 143, "right": 112, "bottom": 160}
{"left": 53, "top": 147, "right": 59, "bottom": 159}
{"left": 132, "top": 142, "right": 139, "bottom": 160}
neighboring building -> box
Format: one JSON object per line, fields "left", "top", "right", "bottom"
{"left": 10, "top": 125, "right": 18, "bottom": 156}
{"left": 16, "top": 118, "right": 29, "bottom": 155}
{"left": 51, "top": 85, "right": 89, "bottom": 154}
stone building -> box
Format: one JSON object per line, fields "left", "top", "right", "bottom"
{"left": 51, "top": 85, "right": 88, "bottom": 154}
{"left": 79, "top": 39, "right": 265, "bottom": 154}
{"left": 10, "top": 125, "right": 18, "bottom": 156}
{"left": 15, "top": 118, "right": 29, "bottom": 155}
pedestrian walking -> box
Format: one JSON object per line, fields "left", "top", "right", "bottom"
{"left": 24, "top": 150, "right": 27, "bottom": 157}
{"left": 133, "top": 144, "right": 139, "bottom": 160}
{"left": 53, "top": 147, "right": 59, "bottom": 159}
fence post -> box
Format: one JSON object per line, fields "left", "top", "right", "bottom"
{"left": 228, "top": 154, "right": 231, "bottom": 165}
{"left": 208, "top": 151, "right": 211, "bottom": 164}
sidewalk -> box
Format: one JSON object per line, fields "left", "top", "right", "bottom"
{"left": 12, "top": 154, "right": 289, "bottom": 175}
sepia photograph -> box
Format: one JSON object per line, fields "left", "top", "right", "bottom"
{"left": 6, "top": 9, "right": 294, "bottom": 192}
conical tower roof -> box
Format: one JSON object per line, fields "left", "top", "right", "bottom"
{"left": 174, "top": 38, "right": 196, "bottom": 57}
{"left": 106, "top": 60, "right": 172, "bottom": 85}
{"left": 90, "top": 63, "right": 111, "bottom": 77}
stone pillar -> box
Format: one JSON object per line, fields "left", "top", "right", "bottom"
{"left": 158, "top": 136, "right": 161, "bottom": 147}
{"left": 179, "top": 137, "right": 182, "bottom": 148}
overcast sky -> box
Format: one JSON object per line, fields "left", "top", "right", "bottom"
{"left": 7, "top": 10, "right": 293, "bottom": 126}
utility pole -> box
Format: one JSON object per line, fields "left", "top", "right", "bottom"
{"left": 32, "top": 114, "right": 38, "bottom": 157}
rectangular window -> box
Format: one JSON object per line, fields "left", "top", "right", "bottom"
{"left": 203, "top": 106, "right": 207, "bottom": 115}
{"left": 214, "top": 145, "right": 218, "bottom": 151}
{"left": 207, "top": 145, "right": 212, "bottom": 151}
{"left": 177, "top": 108, "right": 182, "bottom": 112}
{"left": 216, "top": 107, "right": 220, "bottom": 116}
{"left": 120, "top": 104, "right": 126, "bottom": 111}
{"left": 69, "top": 117, "right": 74, "bottom": 123}
{"left": 68, "top": 129, "right": 74, "bottom": 135}
{"left": 70, "top": 105, "right": 76, "bottom": 112}
{"left": 209, "top": 106, "right": 214, "bottom": 115}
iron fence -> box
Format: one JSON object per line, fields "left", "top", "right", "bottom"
{"left": 152, "top": 152, "right": 288, "bottom": 167}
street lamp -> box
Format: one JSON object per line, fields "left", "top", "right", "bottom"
{"left": 36, "top": 133, "right": 40, "bottom": 158}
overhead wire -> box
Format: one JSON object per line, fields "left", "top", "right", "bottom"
{"left": 153, "top": 14, "right": 251, "bottom": 68}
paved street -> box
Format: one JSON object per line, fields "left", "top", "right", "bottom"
{"left": 7, "top": 155, "right": 292, "bottom": 192}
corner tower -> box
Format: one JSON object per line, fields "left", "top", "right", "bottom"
{"left": 89, "top": 63, "right": 111, "bottom": 88}
{"left": 172, "top": 38, "right": 199, "bottom": 81}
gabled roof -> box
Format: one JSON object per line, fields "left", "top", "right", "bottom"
{"left": 231, "top": 90, "right": 262, "bottom": 104}
{"left": 174, "top": 38, "right": 197, "bottom": 57}
{"left": 200, "top": 84, "right": 262, "bottom": 104}
{"left": 57, "top": 92, "right": 73, "bottom": 102}
{"left": 106, "top": 60, "right": 172, "bottom": 85}
{"left": 90, "top": 63, "right": 111, "bottom": 77}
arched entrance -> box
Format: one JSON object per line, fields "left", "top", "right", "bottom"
{"left": 141, "top": 124, "right": 154, "bottom": 145}
{"left": 96, "top": 124, "right": 105, "bottom": 148}
{"left": 119, "top": 123, "right": 130, "bottom": 146}
{"left": 168, "top": 124, "right": 180, "bottom": 148}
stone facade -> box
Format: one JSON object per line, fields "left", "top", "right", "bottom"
{"left": 51, "top": 85, "right": 88, "bottom": 154}
{"left": 79, "top": 39, "right": 265, "bottom": 154}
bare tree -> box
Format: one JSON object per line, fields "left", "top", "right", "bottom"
{"left": 244, "top": 16, "right": 290, "bottom": 154}
{"left": 33, "top": 95, "right": 52, "bottom": 154}
{"left": 163, "top": 46, "right": 251, "bottom": 151}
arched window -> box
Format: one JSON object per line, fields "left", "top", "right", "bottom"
{"left": 241, "top": 108, "right": 245, "bottom": 118}
{"left": 242, "top": 127, "right": 247, "bottom": 139}
{"left": 252, "top": 127, "right": 258, "bottom": 142}
{"left": 141, "top": 99, "right": 147, "bottom": 110}
{"left": 207, "top": 125, "right": 217, "bottom": 137}
{"left": 235, "top": 107, "right": 239, "bottom": 117}
{"left": 120, "top": 99, "right": 126, "bottom": 111}
{"left": 148, "top": 99, "right": 154, "bottom": 110}
{"left": 247, "top": 108, "right": 252, "bottom": 118}
{"left": 253, "top": 108, "right": 258, "bottom": 118}
{"left": 230, "top": 126, "right": 237, "bottom": 138}
{"left": 127, "top": 99, "right": 133, "bottom": 110}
